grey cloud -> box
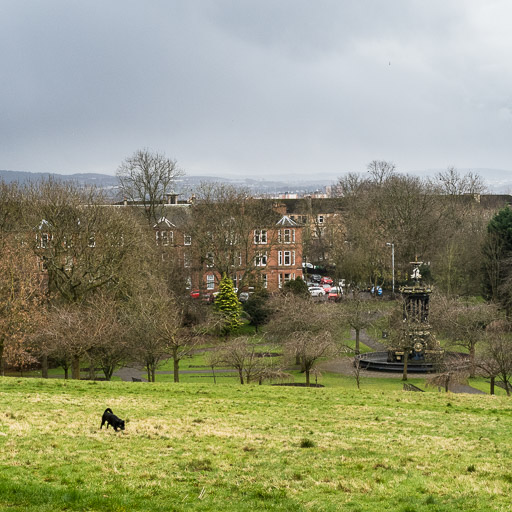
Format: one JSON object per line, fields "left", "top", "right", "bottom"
{"left": 0, "top": 1, "right": 511, "bottom": 178}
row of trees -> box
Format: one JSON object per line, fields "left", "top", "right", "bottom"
{"left": 320, "top": 163, "right": 492, "bottom": 296}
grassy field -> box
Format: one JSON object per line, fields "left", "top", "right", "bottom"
{"left": 1, "top": 378, "right": 512, "bottom": 511}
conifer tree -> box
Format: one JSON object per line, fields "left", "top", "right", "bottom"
{"left": 214, "top": 274, "right": 243, "bottom": 335}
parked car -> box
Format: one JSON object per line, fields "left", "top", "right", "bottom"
{"left": 201, "top": 293, "right": 215, "bottom": 304}
{"left": 238, "top": 291, "right": 253, "bottom": 302}
{"left": 328, "top": 287, "right": 343, "bottom": 302}
{"left": 310, "top": 274, "right": 322, "bottom": 283}
{"left": 322, "top": 284, "right": 332, "bottom": 293}
{"left": 308, "top": 286, "right": 326, "bottom": 297}
{"left": 320, "top": 276, "right": 333, "bottom": 285}
{"left": 190, "top": 290, "right": 200, "bottom": 299}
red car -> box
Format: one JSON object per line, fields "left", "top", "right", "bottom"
{"left": 320, "top": 277, "right": 333, "bottom": 285}
{"left": 190, "top": 290, "right": 200, "bottom": 299}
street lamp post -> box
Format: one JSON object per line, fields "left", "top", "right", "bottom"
{"left": 386, "top": 242, "right": 395, "bottom": 295}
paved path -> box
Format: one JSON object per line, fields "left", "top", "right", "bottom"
{"left": 113, "top": 365, "right": 237, "bottom": 382}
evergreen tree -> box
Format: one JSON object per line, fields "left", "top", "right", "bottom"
{"left": 243, "top": 289, "right": 272, "bottom": 332}
{"left": 214, "top": 274, "right": 243, "bottom": 334}
{"left": 483, "top": 208, "right": 512, "bottom": 308}
{"left": 283, "top": 276, "right": 310, "bottom": 297}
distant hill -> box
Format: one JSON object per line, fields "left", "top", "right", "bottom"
{"left": 0, "top": 170, "right": 332, "bottom": 196}
{"left": 4, "top": 167, "right": 512, "bottom": 194}
{"left": 0, "top": 170, "right": 119, "bottom": 188}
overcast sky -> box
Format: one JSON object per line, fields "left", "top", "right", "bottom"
{"left": 1, "top": 1, "right": 512, "bottom": 180}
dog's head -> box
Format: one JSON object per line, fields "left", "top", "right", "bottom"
{"left": 119, "top": 420, "right": 125, "bottom": 430}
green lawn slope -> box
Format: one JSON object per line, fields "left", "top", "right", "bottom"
{"left": 1, "top": 378, "right": 512, "bottom": 511}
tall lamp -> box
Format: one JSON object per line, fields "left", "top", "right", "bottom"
{"left": 386, "top": 242, "right": 395, "bottom": 295}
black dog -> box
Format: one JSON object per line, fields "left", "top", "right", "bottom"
{"left": 100, "top": 408, "right": 125, "bottom": 431}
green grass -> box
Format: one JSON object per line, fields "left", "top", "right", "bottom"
{"left": 2, "top": 378, "right": 512, "bottom": 511}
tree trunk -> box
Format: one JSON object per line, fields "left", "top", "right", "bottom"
{"left": 147, "top": 366, "right": 151, "bottom": 382}
{"left": 490, "top": 376, "right": 495, "bottom": 395}
{"left": 41, "top": 354, "right": 48, "bottom": 379}
{"left": 151, "top": 366, "right": 156, "bottom": 382}
{"left": 71, "top": 355, "right": 80, "bottom": 380}
{"left": 211, "top": 366, "right": 216, "bottom": 384}
{"left": 402, "top": 351, "right": 408, "bottom": 381}
{"left": 238, "top": 369, "right": 244, "bottom": 385}
{"left": 305, "top": 368, "right": 310, "bottom": 387}
{"left": 103, "top": 366, "right": 113, "bottom": 381}
{"left": 173, "top": 357, "right": 180, "bottom": 383}
{"left": 63, "top": 366, "right": 69, "bottom": 379}
{"left": 355, "top": 328, "right": 360, "bottom": 355}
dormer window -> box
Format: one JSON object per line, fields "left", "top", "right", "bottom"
{"left": 156, "top": 230, "right": 173, "bottom": 246}
{"left": 279, "top": 228, "right": 295, "bottom": 243}
{"left": 38, "top": 233, "right": 50, "bottom": 249}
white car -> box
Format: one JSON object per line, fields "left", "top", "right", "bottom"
{"left": 308, "top": 286, "right": 326, "bottom": 297}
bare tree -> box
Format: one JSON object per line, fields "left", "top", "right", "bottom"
{"left": 152, "top": 293, "right": 202, "bottom": 383}
{"left": 367, "top": 160, "right": 396, "bottom": 185}
{"left": 27, "top": 180, "right": 146, "bottom": 304}
{"left": 266, "top": 295, "right": 346, "bottom": 384}
{"left": 478, "top": 332, "right": 512, "bottom": 396}
{"left": 187, "top": 183, "right": 279, "bottom": 290}
{"left": 430, "top": 293, "right": 498, "bottom": 378}
{"left": 41, "top": 303, "right": 93, "bottom": 379}
{"left": 81, "top": 295, "right": 130, "bottom": 381}
{"left": 0, "top": 233, "right": 44, "bottom": 376}
{"left": 117, "top": 149, "right": 184, "bottom": 226}
{"left": 426, "top": 354, "right": 470, "bottom": 392}
{"left": 284, "top": 331, "right": 339, "bottom": 386}
{"left": 338, "top": 293, "right": 375, "bottom": 354}
{"left": 434, "top": 166, "right": 486, "bottom": 196}
{"left": 213, "top": 337, "right": 268, "bottom": 384}
{"left": 123, "top": 292, "right": 169, "bottom": 383}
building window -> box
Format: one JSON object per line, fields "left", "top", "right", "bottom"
{"left": 232, "top": 252, "right": 242, "bottom": 267}
{"left": 254, "top": 252, "right": 267, "bottom": 267}
{"left": 317, "top": 215, "right": 324, "bottom": 224}
{"left": 283, "top": 228, "right": 295, "bottom": 243}
{"left": 254, "top": 229, "right": 267, "bottom": 244}
{"left": 184, "top": 234, "right": 192, "bottom": 245}
{"left": 279, "top": 250, "right": 295, "bottom": 266}
{"left": 205, "top": 252, "right": 214, "bottom": 267}
{"left": 38, "top": 233, "right": 50, "bottom": 249}
{"left": 206, "top": 274, "right": 215, "bottom": 290}
{"left": 88, "top": 234, "right": 96, "bottom": 248}
{"left": 262, "top": 274, "right": 267, "bottom": 288}
{"left": 185, "top": 277, "right": 191, "bottom": 290}
{"left": 158, "top": 230, "right": 173, "bottom": 246}
{"left": 184, "top": 252, "right": 191, "bottom": 268}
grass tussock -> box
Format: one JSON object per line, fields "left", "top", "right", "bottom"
{"left": 0, "top": 377, "right": 512, "bottom": 511}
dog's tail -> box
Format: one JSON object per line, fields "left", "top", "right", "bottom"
{"left": 104, "top": 408, "right": 113, "bottom": 414}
